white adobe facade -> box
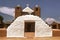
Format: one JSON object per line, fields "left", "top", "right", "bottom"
{"left": 7, "top": 5, "right": 52, "bottom": 37}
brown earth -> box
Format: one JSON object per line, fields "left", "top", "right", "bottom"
{"left": 0, "top": 28, "right": 60, "bottom": 40}
{"left": 0, "top": 33, "right": 60, "bottom": 40}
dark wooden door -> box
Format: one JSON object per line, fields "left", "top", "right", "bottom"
{"left": 25, "top": 22, "right": 35, "bottom": 32}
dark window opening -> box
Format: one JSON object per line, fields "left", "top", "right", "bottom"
{"left": 52, "top": 25, "right": 57, "bottom": 29}
{"left": 16, "top": 7, "right": 20, "bottom": 9}
{"left": 0, "top": 24, "right": 4, "bottom": 28}
{"left": 25, "top": 22, "right": 35, "bottom": 32}
{"left": 35, "top": 8, "right": 38, "bottom": 11}
{"left": 58, "top": 24, "right": 60, "bottom": 29}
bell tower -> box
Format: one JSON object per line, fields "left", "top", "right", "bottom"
{"left": 15, "top": 5, "right": 22, "bottom": 19}
{"left": 34, "top": 5, "right": 41, "bottom": 17}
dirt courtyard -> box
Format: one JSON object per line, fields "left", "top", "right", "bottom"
{"left": 0, "top": 32, "right": 60, "bottom": 40}
{"left": 0, "top": 37, "right": 60, "bottom": 40}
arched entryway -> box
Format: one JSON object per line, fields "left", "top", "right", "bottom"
{"left": 24, "top": 21, "right": 35, "bottom": 37}
{"left": 25, "top": 21, "right": 35, "bottom": 32}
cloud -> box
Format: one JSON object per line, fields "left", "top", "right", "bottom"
{"left": 45, "top": 18, "right": 55, "bottom": 24}
{"left": 0, "top": 7, "right": 15, "bottom": 16}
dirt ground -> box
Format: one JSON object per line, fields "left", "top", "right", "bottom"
{"left": 0, "top": 37, "right": 60, "bottom": 40}
{"left": 0, "top": 32, "right": 60, "bottom": 40}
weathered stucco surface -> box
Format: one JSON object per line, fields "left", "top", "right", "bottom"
{"left": 7, "top": 15, "right": 52, "bottom": 37}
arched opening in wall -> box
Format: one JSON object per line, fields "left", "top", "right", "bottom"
{"left": 52, "top": 25, "right": 57, "bottom": 29}
{"left": 24, "top": 20, "right": 35, "bottom": 37}
{"left": 24, "top": 21, "right": 35, "bottom": 32}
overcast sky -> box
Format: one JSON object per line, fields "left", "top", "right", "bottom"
{"left": 0, "top": 0, "right": 60, "bottom": 21}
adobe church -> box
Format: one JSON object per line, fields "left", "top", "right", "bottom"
{"left": 7, "top": 4, "right": 52, "bottom": 37}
